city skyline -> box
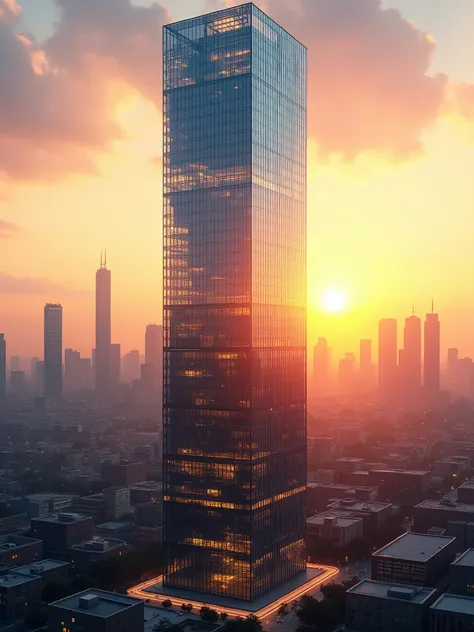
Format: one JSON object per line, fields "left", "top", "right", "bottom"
{"left": 0, "top": 0, "right": 474, "bottom": 361}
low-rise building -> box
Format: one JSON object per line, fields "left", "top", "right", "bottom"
{"left": 346, "top": 579, "right": 437, "bottom": 632}
{"left": 450, "top": 549, "right": 474, "bottom": 596}
{"left": 430, "top": 593, "right": 474, "bottom": 632}
{"left": 15, "top": 559, "right": 69, "bottom": 586}
{"left": 306, "top": 482, "right": 378, "bottom": 514}
{"left": 94, "top": 521, "right": 134, "bottom": 543}
{"left": 31, "top": 513, "right": 93, "bottom": 558}
{"left": 0, "top": 572, "right": 42, "bottom": 621}
{"left": 69, "top": 539, "right": 126, "bottom": 574}
{"left": 432, "top": 459, "right": 468, "bottom": 479}
{"left": 135, "top": 502, "right": 161, "bottom": 528}
{"left": 101, "top": 461, "right": 148, "bottom": 487}
{"left": 372, "top": 532, "right": 456, "bottom": 587}
{"left": 446, "top": 520, "right": 474, "bottom": 551}
{"left": 414, "top": 499, "right": 474, "bottom": 533}
{"left": 457, "top": 481, "right": 474, "bottom": 505}
{"left": 49, "top": 589, "right": 144, "bottom": 632}
{"left": 334, "top": 457, "right": 364, "bottom": 476}
{"left": 129, "top": 482, "right": 162, "bottom": 505}
{"left": 307, "top": 514, "right": 363, "bottom": 547}
{"left": 368, "top": 469, "right": 431, "bottom": 505}
{"left": 326, "top": 499, "right": 392, "bottom": 530}
{"left": 0, "top": 535, "right": 42, "bottom": 566}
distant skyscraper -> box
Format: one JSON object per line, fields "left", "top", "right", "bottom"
{"left": 144, "top": 324, "right": 162, "bottom": 401}
{"left": 35, "top": 360, "right": 44, "bottom": 396}
{"left": 11, "top": 356, "right": 20, "bottom": 372}
{"left": 360, "top": 339, "right": 372, "bottom": 389}
{"left": 447, "top": 348, "right": 459, "bottom": 391}
{"left": 110, "top": 343, "right": 121, "bottom": 387}
{"left": 339, "top": 353, "right": 356, "bottom": 393}
{"left": 10, "top": 371, "right": 25, "bottom": 396}
{"left": 0, "top": 334, "right": 6, "bottom": 402}
{"left": 313, "top": 338, "right": 331, "bottom": 394}
{"left": 163, "top": 4, "right": 307, "bottom": 600}
{"left": 64, "top": 349, "right": 81, "bottom": 392}
{"left": 30, "top": 357, "right": 39, "bottom": 382}
{"left": 95, "top": 255, "right": 111, "bottom": 395}
{"left": 424, "top": 304, "right": 440, "bottom": 398}
{"left": 402, "top": 311, "right": 422, "bottom": 397}
{"left": 379, "top": 319, "right": 398, "bottom": 398}
{"left": 122, "top": 350, "right": 140, "bottom": 384}
{"left": 44, "top": 303, "right": 63, "bottom": 401}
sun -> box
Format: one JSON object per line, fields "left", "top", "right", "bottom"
{"left": 321, "top": 288, "right": 347, "bottom": 313}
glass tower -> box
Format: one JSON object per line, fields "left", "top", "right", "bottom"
{"left": 163, "top": 3, "right": 307, "bottom": 601}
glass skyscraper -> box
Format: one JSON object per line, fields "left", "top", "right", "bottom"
{"left": 163, "top": 3, "right": 307, "bottom": 601}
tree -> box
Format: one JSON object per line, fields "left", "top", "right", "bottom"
{"left": 162, "top": 599, "right": 173, "bottom": 609}
{"left": 200, "top": 607, "right": 219, "bottom": 622}
{"left": 220, "top": 612, "right": 228, "bottom": 621}
{"left": 222, "top": 614, "right": 264, "bottom": 632}
{"left": 152, "top": 618, "right": 182, "bottom": 632}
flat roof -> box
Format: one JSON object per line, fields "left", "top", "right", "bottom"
{"left": 327, "top": 500, "right": 392, "bottom": 513}
{"left": 370, "top": 469, "right": 430, "bottom": 475}
{"left": 0, "top": 573, "right": 42, "bottom": 588}
{"left": 374, "top": 532, "right": 456, "bottom": 562}
{"left": 307, "top": 515, "right": 362, "bottom": 528}
{"left": 0, "top": 535, "right": 41, "bottom": 548}
{"left": 15, "top": 560, "right": 69, "bottom": 574}
{"left": 431, "top": 593, "right": 474, "bottom": 615}
{"left": 453, "top": 549, "right": 474, "bottom": 567}
{"left": 348, "top": 579, "right": 436, "bottom": 604}
{"left": 95, "top": 521, "right": 133, "bottom": 530}
{"left": 51, "top": 589, "right": 144, "bottom": 618}
{"left": 32, "top": 513, "right": 91, "bottom": 524}
{"left": 416, "top": 500, "right": 474, "bottom": 513}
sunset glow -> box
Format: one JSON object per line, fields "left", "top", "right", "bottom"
{"left": 321, "top": 288, "right": 347, "bottom": 314}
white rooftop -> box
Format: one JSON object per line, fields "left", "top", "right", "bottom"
{"left": 51, "top": 590, "right": 143, "bottom": 618}
{"left": 374, "top": 532, "right": 455, "bottom": 562}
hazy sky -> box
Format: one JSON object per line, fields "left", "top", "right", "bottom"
{"left": 1, "top": 0, "right": 474, "bottom": 364}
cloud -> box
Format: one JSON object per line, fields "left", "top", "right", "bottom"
{"left": 0, "top": 218, "right": 19, "bottom": 238}
{"left": 0, "top": 0, "right": 168, "bottom": 180}
{"left": 0, "top": 271, "right": 88, "bottom": 295}
{"left": 260, "top": 0, "right": 448, "bottom": 158}
{"left": 445, "top": 83, "right": 474, "bottom": 120}
{"left": 0, "top": 0, "right": 472, "bottom": 178}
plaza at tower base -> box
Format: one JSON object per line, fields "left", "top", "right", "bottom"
{"left": 128, "top": 564, "right": 338, "bottom": 618}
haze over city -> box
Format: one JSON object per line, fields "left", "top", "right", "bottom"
{"left": 1, "top": 0, "right": 474, "bottom": 361}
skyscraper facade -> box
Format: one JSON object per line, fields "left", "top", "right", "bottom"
{"left": 163, "top": 4, "right": 307, "bottom": 601}
{"left": 0, "top": 334, "right": 5, "bottom": 402}
{"left": 424, "top": 308, "right": 440, "bottom": 397}
{"left": 379, "top": 319, "right": 398, "bottom": 398}
{"left": 95, "top": 257, "right": 111, "bottom": 395}
{"left": 44, "top": 304, "right": 63, "bottom": 401}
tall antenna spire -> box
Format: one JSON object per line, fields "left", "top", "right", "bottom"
{"left": 104, "top": 249, "right": 107, "bottom": 269}
{"left": 431, "top": 298, "right": 434, "bottom": 314}
{"left": 412, "top": 304, "right": 415, "bottom": 317}
{"left": 100, "top": 250, "right": 103, "bottom": 269}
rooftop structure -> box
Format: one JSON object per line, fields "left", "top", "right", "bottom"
{"left": 32, "top": 512, "right": 91, "bottom": 525}
{"left": 51, "top": 589, "right": 144, "bottom": 618}
{"left": 347, "top": 579, "right": 436, "bottom": 604}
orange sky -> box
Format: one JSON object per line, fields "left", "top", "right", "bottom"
{"left": 1, "top": 0, "right": 474, "bottom": 365}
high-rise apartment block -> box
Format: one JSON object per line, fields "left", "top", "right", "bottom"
{"left": 0, "top": 334, "right": 5, "bottom": 402}
{"left": 313, "top": 337, "right": 331, "bottom": 394}
{"left": 424, "top": 306, "right": 440, "bottom": 398}
{"left": 44, "top": 303, "right": 63, "bottom": 401}
{"left": 378, "top": 319, "right": 397, "bottom": 398}
{"left": 163, "top": 3, "right": 307, "bottom": 600}
{"left": 400, "top": 312, "right": 422, "bottom": 398}
{"left": 96, "top": 257, "right": 111, "bottom": 395}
